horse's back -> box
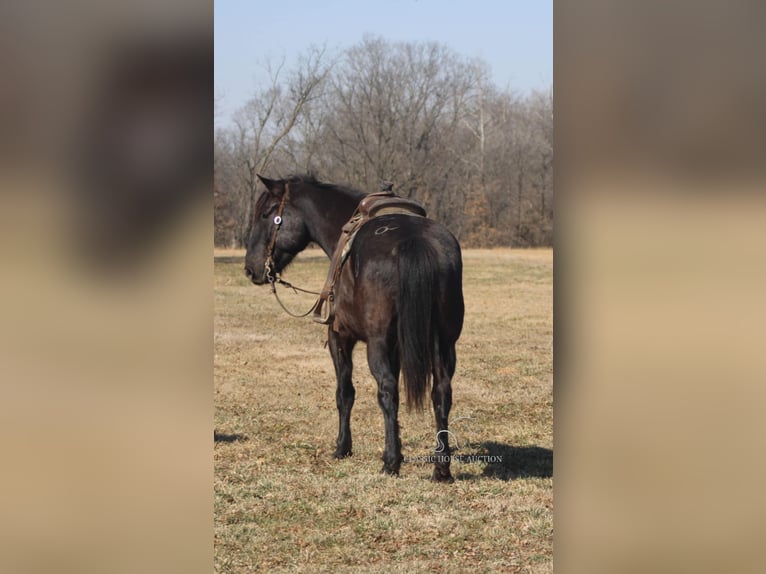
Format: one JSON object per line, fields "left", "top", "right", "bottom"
{"left": 356, "top": 214, "right": 461, "bottom": 267}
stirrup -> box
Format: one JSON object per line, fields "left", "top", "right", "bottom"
{"left": 312, "top": 296, "right": 333, "bottom": 324}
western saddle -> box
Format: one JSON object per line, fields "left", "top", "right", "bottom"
{"left": 313, "top": 185, "right": 426, "bottom": 329}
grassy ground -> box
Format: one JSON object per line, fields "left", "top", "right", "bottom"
{"left": 214, "top": 247, "right": 552, "bottom": 573}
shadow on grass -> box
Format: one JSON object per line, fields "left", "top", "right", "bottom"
{"left": 214, "top": 431, "right": 247, "bottom": 443}
{"left": 455, "top": 442, "right": 552, "bottom": 481}
{"left": 214, "top": 256, "right": 244, "bottom": 265}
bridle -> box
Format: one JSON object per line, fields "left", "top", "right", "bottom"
{"left": 263, "top": 182, "right": 290, "bottom": 286}
{"left": 260, "top": 182, "right": 321, "bottom": 318}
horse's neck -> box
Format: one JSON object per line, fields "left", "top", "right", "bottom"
{"left": 300, "top": 188, "right": 362, "bottom": 258}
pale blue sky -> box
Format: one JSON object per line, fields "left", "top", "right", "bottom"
{"left": 215, "top": 0, "right": 552, "bottom": 126}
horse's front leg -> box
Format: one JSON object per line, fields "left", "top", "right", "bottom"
{"left": 328, "top": 326, "right": 356, "bottom": 459}
{"left": 367, "top": 338, "right": 402, "bottom": 475}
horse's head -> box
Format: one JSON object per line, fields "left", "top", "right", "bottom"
{"left": 244, "top": 175, "right": 310, "bottom": 285}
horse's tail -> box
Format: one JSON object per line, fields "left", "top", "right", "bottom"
{"left": 397, "top": 238, "right": 438, "bottom": 411}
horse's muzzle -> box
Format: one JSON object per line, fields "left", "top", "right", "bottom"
{"left": 244, "top": 264, "right": 266, "bottom": 285}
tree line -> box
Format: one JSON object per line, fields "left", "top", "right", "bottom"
{"left": 215, "top": 36, "right": 552, "bottom": 248}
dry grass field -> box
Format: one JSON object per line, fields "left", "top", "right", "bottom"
{"left": 214, "top": 247, "right": 552, "bottom": 573}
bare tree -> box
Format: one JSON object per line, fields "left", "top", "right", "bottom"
{"left": 214, "top": 127, "right": 239, "bottom": 247}
{"left": 214, "top": 38, "right": 552, "bottom": 248}
{"left": 227, "top": 47, "right": 331, "bottom": 244}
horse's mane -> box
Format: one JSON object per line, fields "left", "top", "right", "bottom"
{"left": 285, "top": 173, "right": 366, "bottom": 200}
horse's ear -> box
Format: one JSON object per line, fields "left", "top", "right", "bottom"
{"left": 257, "top": 174, "right": 285, "bottom": 196}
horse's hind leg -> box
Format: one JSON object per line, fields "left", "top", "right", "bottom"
{"left": 328, "top": 327, "right": 356, "bottom": 459}
{"left": 431, "top": 339, "right": 456, "bottom": 483}
{"left": 367, "top": 337, "right": 403, "bottom": 475}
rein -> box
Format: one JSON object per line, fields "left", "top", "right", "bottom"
{"left": 263, "top": 182, "right": 323, "bottom": 318}
{"left": 269, "top": 278, "right": 321, "bottom": 318}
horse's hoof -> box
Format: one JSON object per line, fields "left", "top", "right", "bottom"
{"left": 380, "top": 465, "right": 400, "bottom": 476}
{"left": 431, "top": 469, "right": 455, "bottom": 483}
{"left": 333, "top": 449, "right": 352, "bottom": 459}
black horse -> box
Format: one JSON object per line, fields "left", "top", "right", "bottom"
{"left": 244, "top": 175, "right": 464, "bottom": 481}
